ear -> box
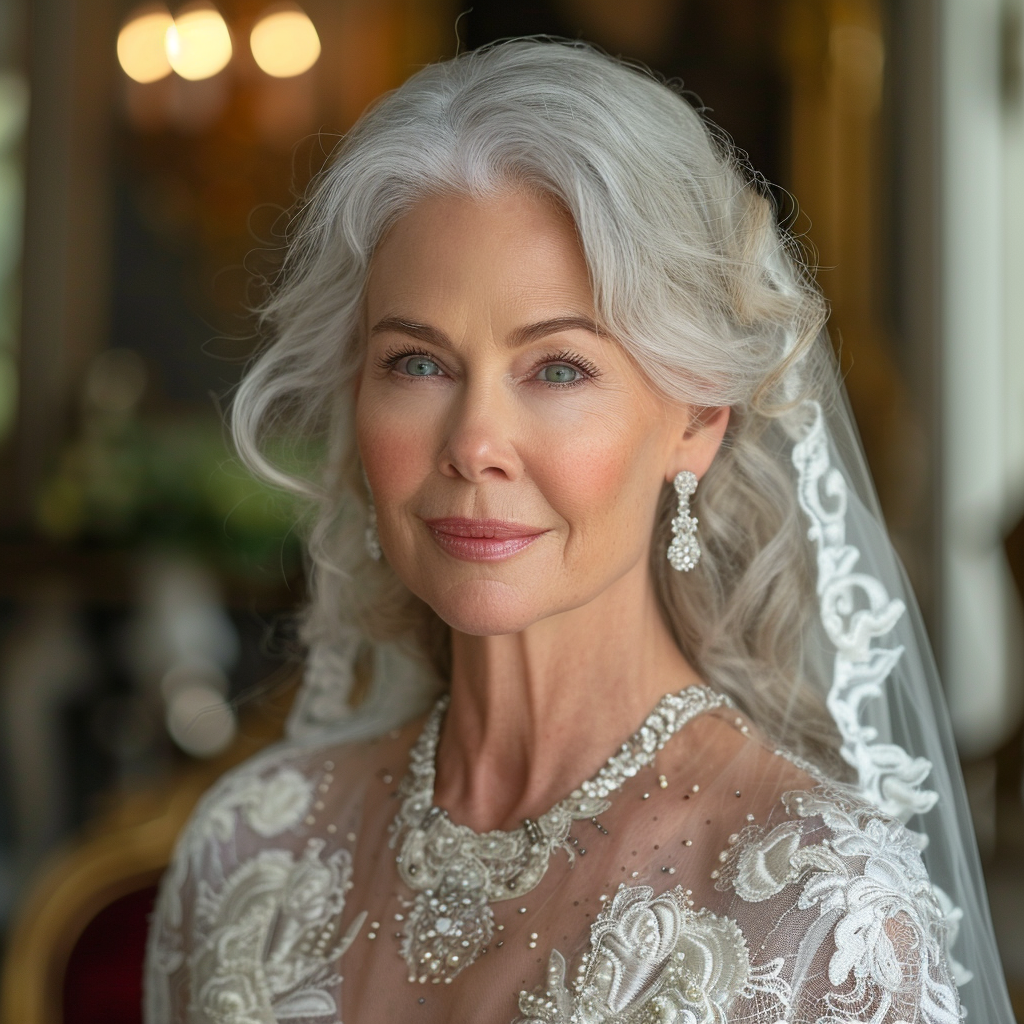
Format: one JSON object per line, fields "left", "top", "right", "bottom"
{"left": 668, "top": 405, "right": 730, "bottom": 483}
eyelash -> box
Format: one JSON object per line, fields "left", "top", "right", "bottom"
{"left": 536, "top": 349, "right": 601, "bottom": 388}
{"left": 376, "top": 346, "right": 435, "bottom": 375}
{"left": 376, "top": 346, "right": 602, "bottom": 388}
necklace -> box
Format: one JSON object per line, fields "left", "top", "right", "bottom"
{"left": 388, "top": 684, "right": 729, "bottom": 985}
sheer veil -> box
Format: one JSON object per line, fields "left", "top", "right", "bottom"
{"left": 793, "top": 391, "right": 1010, "bottom": 1017}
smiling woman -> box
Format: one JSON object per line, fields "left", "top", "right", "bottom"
{"left": 143, "top": 39, "right": 1014, "bottom": 1024}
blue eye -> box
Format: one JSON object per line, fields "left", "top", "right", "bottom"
{"left": 538, "top": 364, "right": 581, "bottom": 384}
{"left": 401, "top": 356, "right": 442, "bottom": 376}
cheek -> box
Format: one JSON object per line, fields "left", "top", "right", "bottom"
{"left": 355, "top": 391, "right": 438, "bottom": 502}
{"left": 528, "top": 410, "right": 661, "bottom": 551}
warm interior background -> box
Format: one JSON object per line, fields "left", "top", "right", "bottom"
{"left": 0, "top": 1, "right": 1021, "bottom": 1020}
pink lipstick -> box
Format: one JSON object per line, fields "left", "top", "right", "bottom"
{"left": 422, "top": 518, "right": 546, "bottom": 562}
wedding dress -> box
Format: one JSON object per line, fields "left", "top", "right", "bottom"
{"left": 144, "top": 680, "right": 962, "bottom": 1024}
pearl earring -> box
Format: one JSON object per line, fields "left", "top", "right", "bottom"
{"left": 667, "top": 470, "right": 700, "bottom": 572}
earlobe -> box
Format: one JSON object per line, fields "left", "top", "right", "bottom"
{"left": 670, "top": 405, "right": 731, "bottom": 483}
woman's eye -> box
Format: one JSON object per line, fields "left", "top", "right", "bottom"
{"left": 399, "top": 355, "right": 443, "bottom": 376}
{"left": 537, "top": 364, "right": 581, "bottom": 384}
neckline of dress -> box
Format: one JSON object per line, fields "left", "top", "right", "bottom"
{"left": 401, "top": 682, "right": 732, "bottom": 840}
{"left": 386, "top": 683, "right": 734, "bottom": 985}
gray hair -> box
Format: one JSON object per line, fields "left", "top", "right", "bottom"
{"left": 233, "top": 39, "right": 843, "bottom": 769}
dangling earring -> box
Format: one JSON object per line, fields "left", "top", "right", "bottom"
{"left": 667, "top": 470, "right": 700, "bottom": 572}
{"left": 365, "top": 502, "right": 382, "bottom": 561}
{"left": 363, "top": 472, "right": 382, "bottom": 561}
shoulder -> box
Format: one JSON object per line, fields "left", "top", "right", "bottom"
{"left": 718, "top": 784, "right": 941, "bottom": 910}
{"left": 659, "top": 699, "right": 823, "bottom": 841}
{"left": 180, "top": 738, "right": 362, "bottom": 853}
{"left": 163, "top": 720, "right": 413, "bottom": 903}
{"left": 145, "top": 726, "right": 410, "bottom": 1013}
{"left": 660, "top": 706, "right": 965, "bottom": 1022}
{"left": 715, "top": 784, "right": 964, "bottom": 1024}
{"left": 145, "top": 729, "right": 398, "bottom": 1024}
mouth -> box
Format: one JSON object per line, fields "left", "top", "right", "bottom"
{"left": 421, "top": 517, "right": 547, "bottom": 562}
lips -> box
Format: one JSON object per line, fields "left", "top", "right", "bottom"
{"left": 421, "top": 517, "right": 546, "bottom": 562}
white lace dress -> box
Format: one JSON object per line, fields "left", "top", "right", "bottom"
{"left": 143, "top": 685, "right": 963, "bottom": 1024}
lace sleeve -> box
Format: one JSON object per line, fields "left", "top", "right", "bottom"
{"left": 515, "top": 784, "right": 963, "bottom": 1024}
{"left": 717, "top": 787, "right": 964, "bottom": 1024}
{"left": 142, "top": 745, "right": 361, "bottom": 1024}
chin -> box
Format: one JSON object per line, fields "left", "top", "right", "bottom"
{"left": 421, "top": 579, "right": 550, "bottom": 637}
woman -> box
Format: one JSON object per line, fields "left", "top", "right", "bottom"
{"left": 144, "top": 40, "right": 1015, "bottom": 1023}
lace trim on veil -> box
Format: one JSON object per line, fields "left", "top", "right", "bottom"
{"left": 792, "top": 401, "right": 970, "bottom": 985}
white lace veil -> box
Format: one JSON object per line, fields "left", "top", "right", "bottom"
{"left": 236, "top": 42, "right": 1015, "bottom": 1024}
{"left": 791, "top": 391, "right": 1011, "bottom": 1017}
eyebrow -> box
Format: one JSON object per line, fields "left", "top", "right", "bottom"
{"left": 369, "top": 314, "right": 602, "bottom": 349}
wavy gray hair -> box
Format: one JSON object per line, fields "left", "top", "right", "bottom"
{"left": 232, "top": 39, "right": 843, "bottom": 769}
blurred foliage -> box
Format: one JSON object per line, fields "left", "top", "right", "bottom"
{"left": 35, "top": 408, "right": 310, "bottom": 582}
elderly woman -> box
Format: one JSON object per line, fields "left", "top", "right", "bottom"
{"left": 144, "top": 40, "right": 1014, "bottom": 1024}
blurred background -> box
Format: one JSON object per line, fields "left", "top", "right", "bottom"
{"left": 0, "top": 0, "right": 1020, "bottom": 1020}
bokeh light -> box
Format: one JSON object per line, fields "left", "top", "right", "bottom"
{"left": 165, "top": 4, "right": 233, "bottom": 82}
{"left": 165, "top": 683, "right": 237, "bottom": 757}
{"left": 83, "top": 348, "right": 148, "bottom": 415}
{"left": 250, "top": 7, "right": 321, "bottom": 78}
{"left": 162, "top": 659, "right": 236, "bottom": 758}
{"left": 116, "top": 5, "right": 174, "bottom": 84}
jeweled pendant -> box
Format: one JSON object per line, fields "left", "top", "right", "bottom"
{"left": 401, "top": 886, "right": 494, "bottom": 982}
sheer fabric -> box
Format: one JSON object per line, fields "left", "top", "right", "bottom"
{"left": 144, "top": 691, "right": 961, "bottom": 1024}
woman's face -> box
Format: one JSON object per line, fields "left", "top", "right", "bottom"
{"left": 356, "top": 190, "right": 726, "bottom": 636}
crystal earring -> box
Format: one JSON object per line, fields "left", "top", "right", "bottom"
{"left": 667, "top": 470, "right": 700, "bottom": 572}
{"left": 363, "top": 472, "right": 382, "bottom": 561}
{"left": 365, "top": 501, "right": 381, "bottom": 561}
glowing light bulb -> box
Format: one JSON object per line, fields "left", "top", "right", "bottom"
{"left": 250, "top": 7, "right": 321, "bottom": 78}
{"left": 165, "top": 4, "right": 233, "bottom": 81}
{"left": 117, "top": 5, "right": 174, "bottom": 83}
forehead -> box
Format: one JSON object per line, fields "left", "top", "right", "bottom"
{"left": 365, "top": 190, "right": 594, "bottom": 321}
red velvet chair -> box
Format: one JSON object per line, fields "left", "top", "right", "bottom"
{"left": 0, "top": 687, "right": 293, "bottom": 1024}
{"left": 62, "top": 885, "right": 157, "bottom": 1024}
{"left": 0, "top": 780, "right": 202, "bottom": 1024}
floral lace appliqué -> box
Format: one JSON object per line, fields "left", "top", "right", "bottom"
{"left": 517, "top": 885, "right": 787, "bottom": 1024}
{"left": 718, "top": 788, "right": 963, "bottom": 1024}
{"left": 145, "top": 759, "right": 343, "bottom": 1024}
{"left": 191, "top": 839, "right": 364, "bottom": 1024}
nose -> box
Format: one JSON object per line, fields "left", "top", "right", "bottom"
{"left": 438, "top": 379, "right": 520, "bottom": 482}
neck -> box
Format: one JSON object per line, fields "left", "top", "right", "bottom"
{"left": 431, "top": 564, "right": 701, "bottom": 831}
